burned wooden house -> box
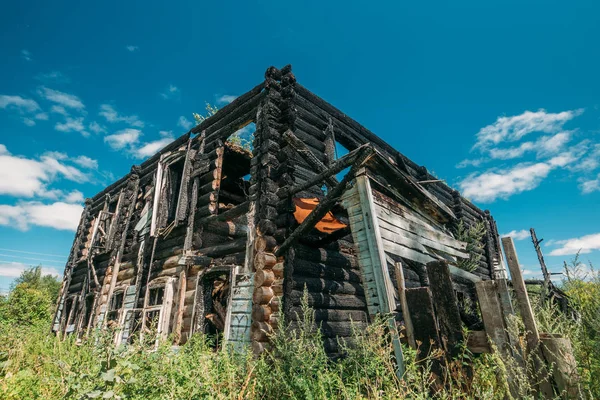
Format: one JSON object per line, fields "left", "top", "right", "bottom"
{"left": 53, "top": 65, "right": 506, "bottom": 358}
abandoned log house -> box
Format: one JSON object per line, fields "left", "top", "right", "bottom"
{"left": 53, "top": 65, "right": 507, "bottom": 358}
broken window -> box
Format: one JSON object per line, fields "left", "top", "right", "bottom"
{"left": 166, "top": 158, "right": 185, "bottom": 224}
{"left": 199, "top": 271, "right": 231, "bottom": 348}
{"left": 140, "top": 278, "right": 174, "bottom": 342}
{"left": 107, "top": 291, "right": 124, "bottom": 324}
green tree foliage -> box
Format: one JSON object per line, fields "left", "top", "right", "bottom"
{"left": 0, "top": 266, "right": 61, "bottom": 327}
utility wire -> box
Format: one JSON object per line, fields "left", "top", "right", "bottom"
{"left": 0, "top": 248, "right": 66, "bottom": 258}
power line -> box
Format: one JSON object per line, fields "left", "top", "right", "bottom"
{"left": 0, "top": 253, "right": 67, "bottom": 264}
{"left": 0, "top": 248, "right": 67, "bottom": 258}
{"left": 0, "top": 259, "right": 64, "bottom": 269}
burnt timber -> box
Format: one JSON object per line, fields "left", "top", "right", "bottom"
{"left": 54, "top": 65, "right": 504, "bottom": 358}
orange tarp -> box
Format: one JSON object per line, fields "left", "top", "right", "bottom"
{"left": 292, "top": 198, "right": 347, "bottom": 234}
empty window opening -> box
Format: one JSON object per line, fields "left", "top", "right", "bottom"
{"left": 201, "top": 272, "right": 231, "bottom": 348}
{"left": 226, "top": 122, "right": 255, "bottom": 152}
{"left": 148, "top": 286, "right": 165, "bottom": 307}
{"left": 334, "top": 141, "right": 351, "bottom": 180}
{"left": 167, "top": 158, "right": 185, "bottom": 224}
{"left": 220, "top": 129, "right": 253, "bottom": 206}
{"left": 107, "top": 291, "right": 124, "bottom": 324}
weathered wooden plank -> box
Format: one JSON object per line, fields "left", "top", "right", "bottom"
{"left": 426, "top": 261, "right": 464, "bottom": 357}
{"left": 475, "top": 280, "right": 509, "bottom": 355}
{"left": 405, "top": 287, "right": 441, "bottom": 359}
{"left": 502, "top": 237, "right": 554, "bottom": 398}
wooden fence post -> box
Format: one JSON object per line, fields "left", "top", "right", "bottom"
{"left": 502, "top": 237, "right": 554, "bottom": 398}
{"left": 394, "top": 261, "right": 416, "bottom": 349}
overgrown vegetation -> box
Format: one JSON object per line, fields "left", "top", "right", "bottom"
{"left": 1, "top": 263, "right": 599, "bottom": 399}
{"left": 455, "top": 220, "right": 486, "bottom": 272}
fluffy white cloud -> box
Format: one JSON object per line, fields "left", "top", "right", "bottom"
{"left": 0, "top": 201, "right": 82, "bottom": 231}
{"left": 489, "top": 132, "right": 573, "bottom": 160}
{"left": 72, "top": 155, "right": 98, "bottom": 170}
{"left": 99, "top": 104, "right": 144, "bottom": 128}
{"left": 216, "top": 94, "right": 237, "bottom": 104}
{"left": 55, "top": 117, "right": 89, "bottom": 137}
{"left": 88, "top": 121, "right": 106, "bottom": 134}
{"left": 549, "top": 232, "right": 600, "bottom": 256}
{"left": 38, "top": 87, "right": 85, "bottom": 110}
{"left": 502, "top": 229, "right": 530, "bottom": 240}
{"left": 132, "top": 131, "right": 174, "bottom": 159}
{"left": 474, "top": 109, "right": 583, "bottom": 150}
{"left": 459, "top": 162, "right": 553, "bottom": 202}
{"left": 177, "top": 116, "right": 193, "bottom": 130}
{"left": 64, "top": 190, "right": 84, "bottom": 203}
{"left": 0, "top": 146, "right": 90, "bottom": 198}
{"left": 50, "top": 105, "right": 69, "bottom": 116}
{"left": 161, "top": 85, "right": 180, "bottom": 100}
{"left": 126, "top": 45, "right": 139, "bottom": 52}
{"left": 0, "top": 95, "right": 40, "bottom": 113}
{"left": 0, "top": 262, "right": 61, "bottom": 278}
{"left": 104, "top": 128, "right": 141, "bottom": 150}
{"left": 579, "top": 174, "right": 600, "bottom": 194}
{"left": 35, "top": 71, "right": 70, "bottom": 84}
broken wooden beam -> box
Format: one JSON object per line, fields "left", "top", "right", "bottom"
{"left": 275, "top": 146, "right": 374, "bottom": 257}
{"left": 283, "top": 130, "right": 338, "bottom": 189}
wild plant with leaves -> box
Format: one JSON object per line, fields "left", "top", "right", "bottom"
{"left": 454, "top": 220, "right": 486, "bottom": 272}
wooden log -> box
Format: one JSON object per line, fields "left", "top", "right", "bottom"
{"left": 254, "top": 269, "right": 275, "bottom": 287}
{"left": 287, "top": 307, "right": 368, "bottom": 323}
{"left": 174, "top": 270, "right": 187, "bottom": 344}
{"left": 288, "top": 290, "right": 367, "bottom": 310}
{"left": 292, "top": 259, "right": 363, "bottom": 283}
{"left": 251, "top": 304, "right": 272, "bottom": 322}
{"left": 293, "top": 245, "right": 359, "bottom": 269}
{"left": 475, "top": 280, "right": 510, "bottom": 355}
{"left": 292, "top": 276, "right": 365, "bottom": 296}
{"left": 282, "top": 144, "right": 369, "bottom": 198}
{"left": 250, "top": 321, "right": 272, "bottom": 342}
{"left": 197, "top": 201, "right": 250, "bottom": 226}
{"left": 196, "top": 237, "right": 247, "bottom": 258}
{"left": 426, "top": 261, "right": 464, "bottom": 356}
{"left": 253, "top": 286, "right": 274, "bottom": 305}
{"left": 466, "top": 330, "right": 491, "bottom": 354}
{"left": 282, "top": 130, "right": 337, "bottom": 189}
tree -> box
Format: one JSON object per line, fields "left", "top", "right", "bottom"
{"left": 0, "top": 265, "right": 61, "bottom": 326}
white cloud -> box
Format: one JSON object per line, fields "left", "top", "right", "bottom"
{"left": 133, "top": 136, "right": 174, "bottom": 159}
{"left": 126, "top": 45, "right": 139, "bottom": 52}
{"left": 55, "top": 117, "right": 89, "bottom": 137}
{"left": 104, "top": 128, "right": 141, "bottom": 150}
{"left": 0, "top": 146, "right": 90, "bottom": 198}
{"left": 177, "top": 116, "right": 193, "bottom": 130}
{"left": 502, "top": 229, "right": 530, "bottom": 240}
{"left": 488, "top": 131, "right": 573, "bottom": 160}
{"left": 38, "top": 87, "right": 85, "bottom": 110}
{"left": 0, "top": 95, "right": 41, "bottom": 113}
{"left": 579, "top": 174, "right": 600, "bottom": 194}
{"left": 459, "top": 162, "right": 553, "bottom": 202}
{"left": 35, "top": 71, "right": 70, "bottom": 84}
{"left": 0, "top": 262, "right": 61, "bottom": 279}
{"left": 72, "top": 155, "right": 98, "bottom": 170}
{"left": 21, "top": 50, "right": 32, "bottom": 61}
{"left": 0, "top": 145, "right": 9, "bottom": 155}
{"left": 570, "top": 144, "right": 600, "bottom": 173}
{"left": 22, "top": 118, "right": 36, "bottom": 127}
{"left": 548, "top": 232, "right": 600, "bottom": 256}
{"left": 161, "top": 85, "right": 180, "bottom": 100}
{"left": 216, "top": 94, "right": 237, "bottom": 104}
{"left": 0, "top": 201, "right": 83, "bottom": 231}
{"left": 99, "top": 104, "right": 144, "bottom": 128}
{"left": 64, "top": 190, "right": 84, "bottom": 203}
{"left": 35, "top": 112, "right": 48, "bottom": 121}
{"left": 456, "top": 158, "right": 486, "bottom": 169}
{"left": 50, "top": 105, "right": 69, "bottom": 116}
{"left": 88, "top": 121, "right": 106, "bottom": 134}
{"left": 474, "top": 109, "right": 583, "bottom": 150}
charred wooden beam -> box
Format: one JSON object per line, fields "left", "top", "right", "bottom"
{"left": 281, "top": 144, "right": 371, "bottom": 198}
{"left": 282, "top": 130, "right": 338, "bottom": 189}
{"left": 275, "top": 146, "right": 373, "bottom": 257}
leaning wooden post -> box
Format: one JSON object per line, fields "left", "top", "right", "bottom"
{"left": 502, "top": 237, "right": 554, "bottom": 398}
{"left": 394, "top": 261, "right": 416, "bottom": 349}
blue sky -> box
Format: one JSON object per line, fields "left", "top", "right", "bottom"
{"left": 1, "top": 0, "right": 599, "bottom": 292}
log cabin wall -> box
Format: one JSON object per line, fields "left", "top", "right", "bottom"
{"left": 54, "top": 64, "right": 502, "bottom": 356}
